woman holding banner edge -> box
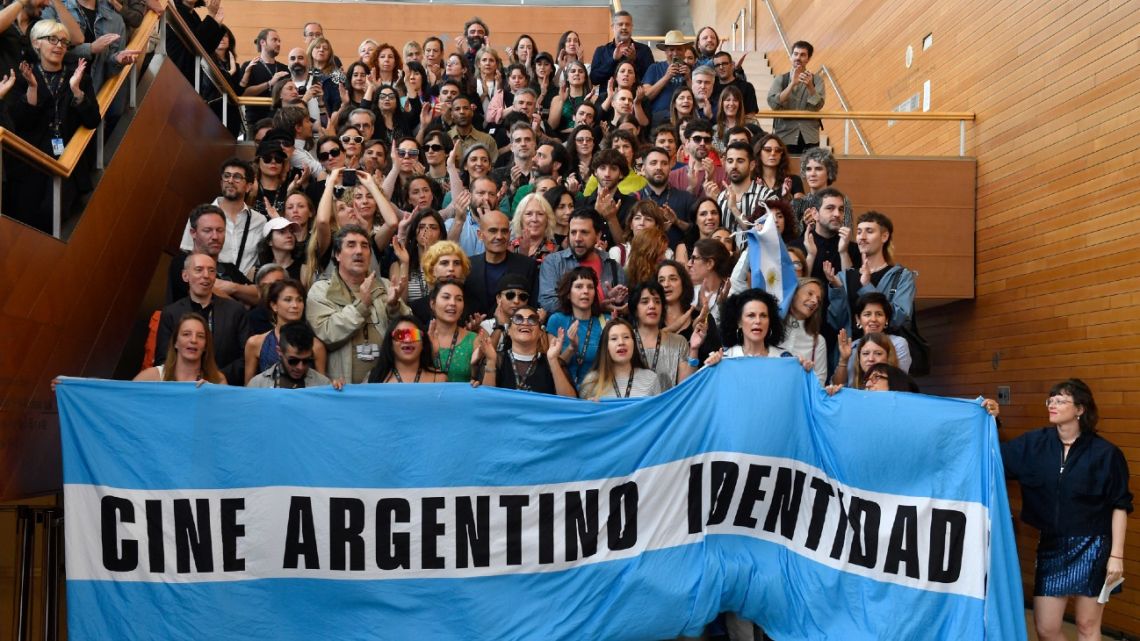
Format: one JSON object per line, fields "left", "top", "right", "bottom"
{"left": 1000, "top": 379, "right": 1131, "bottom": 641}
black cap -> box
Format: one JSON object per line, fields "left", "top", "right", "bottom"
{"left": 255, "top": 139, "right": 285, "bottom": 159}
{"left": 262, "top": 127, "right": 295, "bottom": 147}
{"left": 496, "top": 273, "right": 530, "bottom": 295}
{"left": 534, "top": 51, "right": 554, "bottom": 65}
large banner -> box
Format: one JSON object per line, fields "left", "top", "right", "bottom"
{"left": 56, "top": 359, "right": 1026, "bottom": 640}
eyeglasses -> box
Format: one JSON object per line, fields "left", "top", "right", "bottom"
{"left": 221, "top": 171, "right": 247, "bottom": 182}
{"left": 688, "top": 254, "right": 705, "bottom": 262}
{"left": 689, "top": 135, "right": 712, "bottom": 144}
{"left": 284, "top": 355, "right": 316, "bottom": 367}
{"left": 378, "top": 93, "right": 398, "bottom": 100}
{"left": 261, "top": 153, "right": 287, "bottom": 164}
{"left": 1045, "top": 398, "right": 1074, "bottom": 408}
{"left": 38, "top": 35, "right": 71, "bottom": 48}
{"left": 391, "top": 327, "right": 423, "bottom": 342}
{"left": 503, "top": 291, "right": 530, "bottom": 303}
{"left": 761, "top": 146, "right": 782, "bottom": 153}
{"left": 863, "top": 372, "right": 886, "bottom": 389}
{"left": 340, "top": 135, "right": 364, "bottom": 144}
{"left": 714, "top": 61, "right": 733, "bottom": 68}
{"left": 424, "top": 143, "right": 446, "bottom": 152}
{"left": 317, "top": 147, "right": 343, "bottom": 161}
{"left": 397, "top": 149, "right": 420, "bottom": 158}
{"left": 511, "top": 313, "right": 540, "bottom": 325}
{"left": 576, "top": 137, "right": 594, "bottom": 144}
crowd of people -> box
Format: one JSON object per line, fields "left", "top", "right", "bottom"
{"left": 48, "top": 6, "right": 1129, "bottom": 641}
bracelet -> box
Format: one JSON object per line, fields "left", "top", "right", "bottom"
{"left": 687, "top": 357, "right": 700, "bottom": 368}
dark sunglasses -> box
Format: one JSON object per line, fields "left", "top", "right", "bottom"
{"left": 397, "top": 149, "right": 420, "bottom": 158}
{"left": 378, "top": 93, "right": 398, "bottom": 100}
{"left": 340, "top": 135, "right": 364, "bottom": 144}
{"left": 502, "top": 290, "right": 530, "bottom": 302}
{"left": 317, "top": 147, "right": 343, "bottom": 161}
{"left": 423, "top": 143, "right": 446, "bottom": 152}
{"left": 689, "top": 135, "right": 712, "bottom": 144}
{"left": 285, "top": 356, "right": 316, "bottom": 367}
{"left": 261, "top": 153, "right": 287, "bottom": 164}
{"left": 511, "top": 313, "right": 540, "bottom": 326}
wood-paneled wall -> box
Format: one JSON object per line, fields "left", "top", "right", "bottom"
{"left": 220, "top": 1, "right": 612, "bottom": 70}
{"left": 0, "top": 60, "right": 237, "bottom": 500}
{"left": 691, "top": 0, "right": 1140, "bottom": 632}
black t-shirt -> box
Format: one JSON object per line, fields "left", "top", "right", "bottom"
{"left": 495, "top": 350, "right": 558, "bottom": 394}
{"left": 166, "top": 251, "right": 252, "bottom": 304}
{"left": 78, "top": 5, "right": 98, "bottom": 42}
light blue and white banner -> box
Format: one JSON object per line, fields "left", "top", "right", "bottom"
{"left": 56, "top": 359, "right": 1026, "bottom": 640}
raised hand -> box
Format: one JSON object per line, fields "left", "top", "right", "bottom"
{"left": 90, "top": 33, "right": 121, "bottom": 55}
{"left": 68, "top": 58, "right": 88, "bottom": 96}
{"left": 0, "top": 69, "right": 15, "bottom": 100}
{"left": 386, "top": 275, "right": 407, "bottom": 310}
{"left": 836, "top": 225, "right": 851, "bottom": 254}
{"left": 547, "top": 327, "right": 565, "bottom": 361}
{"left": 263, "top": 196, "right": 279, "bottom": 219}
{"left": 391, "top": 235, "right": 410, "bottom": 265}
{"left": 357, "top": 272, "right": 376, "bottom": 303}
{"left": 859, "top": 252, "right": 873, "bottom": 286}
{"left": 837, "top": 328, "right": 852, "bottom": 362}
{"left": 114, "top": 49, "right": 141, "bottom": 65}
{"left": 567, "top": 320, "right": 580, "bottom": 349}
{"left": 822, "top": 260, "right": 842, "bottom": 288}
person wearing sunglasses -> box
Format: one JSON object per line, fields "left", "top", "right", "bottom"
{"left": 1000, "top": 379, "right": 1132, "bottom": 641}
{"left": 668, "top": 119, "right": 726, "bottom": 200}
{"left": 479, "top": 273, "right": 535, "bottom": 351}
{"left": 247, "top": 321, "right": 339, "bottom": 389}
{"left": 338, "top": 126, "right": 366, "bottom": 170}
{"left": 487, "top": 305, "right": 575, "bottom": 397}
{"left": 363, "top": 81, "right": 416, "bottom": 147}
{"left": 368, "top": 315, "right": 447, "bottom": 384}
{"left": 420, "top": 131, "right": 453, "bottom": 191}
{"left": 380, "top": 137, "right": 424, "bottom": 206}
{"left": 252, "top": 138, "right": 300, "bottom": 220}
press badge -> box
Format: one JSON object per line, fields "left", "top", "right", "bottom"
{"left": 51, "top": 138, "right": 65, "bottom": 157}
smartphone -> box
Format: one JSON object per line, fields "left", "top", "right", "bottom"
{"left": 341, "top": 170, "right": 358, "bottom": 187}
{"left": 286, "top": 167, "right": 302, "bottom": 184}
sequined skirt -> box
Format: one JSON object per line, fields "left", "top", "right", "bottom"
{"left": 1034, "top": 534, "right": 1116, "bottom": 597}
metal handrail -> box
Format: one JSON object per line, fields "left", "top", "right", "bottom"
{"left": 162, "top": 2, "right": 271, "bottom": 109}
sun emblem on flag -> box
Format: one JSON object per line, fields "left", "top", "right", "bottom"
{"left": 766, "top": 269, "right": 778, "bottom": 287}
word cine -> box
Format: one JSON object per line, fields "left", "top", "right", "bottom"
{"left": 99, "top": 460, "right": 967, "bottom": 583}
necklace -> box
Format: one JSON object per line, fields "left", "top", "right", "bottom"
{"left": 391, "top": 366, "right": 422, "bottom": 383}
{"left": 573, "top": 317, "right": 596, "bottom": 384}
{"left": 612, "top": 370, "right": 635, "bottom": 398}
{"left": 634, "top": 329, "right": 660, "bottom": 372}
{"left": 510, "top": 350, "right": 539, "bottom": 391}
{"left": 436, "top": 326, "right": 460, "bottom": 374}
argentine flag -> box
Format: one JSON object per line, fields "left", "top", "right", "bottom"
{"left": 745, "top": 204, "right": 799, "bottom": 315}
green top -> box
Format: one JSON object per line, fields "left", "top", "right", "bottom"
{"left": 437, "top": 331, "right": 477, "bottom": 382}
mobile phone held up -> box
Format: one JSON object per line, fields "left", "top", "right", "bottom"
{"left": 341, "top": 170, "right": 358, "bottom": 187}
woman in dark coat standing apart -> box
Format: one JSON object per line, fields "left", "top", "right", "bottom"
{"left": 1001, "top": 378, "right": 1132, "bottom": 641}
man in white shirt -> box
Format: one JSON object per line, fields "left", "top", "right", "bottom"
{"left": 179, "top": 158, "right": 267, "bottom": 275}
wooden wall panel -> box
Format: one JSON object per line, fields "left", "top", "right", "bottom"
{"left": 220, "top": 1, "right": 612, "bottom": 70}
{"left": 685, "top": 0, "right": 1140, "bottom": 631}
{"left": 0, "top": 59, "right": 236, "bottom": 500}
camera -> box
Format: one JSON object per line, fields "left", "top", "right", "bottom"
{"left": 341, "top": 171, "right": 358, "bottom": 187}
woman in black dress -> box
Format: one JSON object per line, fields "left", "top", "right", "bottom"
{"left": 1000, "top": 379, "right": 1131, "bottom": 641}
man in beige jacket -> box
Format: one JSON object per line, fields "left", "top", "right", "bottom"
{"left": 306, "top": 225, "right": 410, "bottom": 383}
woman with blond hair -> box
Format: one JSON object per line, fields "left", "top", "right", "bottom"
{"left": 510, "top": 194, "right": 558, "bottom": 264}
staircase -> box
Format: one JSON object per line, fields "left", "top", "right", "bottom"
{"left": 740, "top": 49, "right": 831, "bottom": 151}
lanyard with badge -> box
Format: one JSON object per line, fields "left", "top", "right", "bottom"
{"left": 39, "top": 64, "right": 68, "bottom": 157}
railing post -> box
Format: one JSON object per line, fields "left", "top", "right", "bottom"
{"left": 843, "top": 120, "right": 849, "bottom": 155}
{"left": 157, "top": 11, "right": 167, "bottom": 55}
{"left": 730, "top": 23, "right": 736, "bottom": 52}
{"left": 42, "top": 510, "right": 61, "bottom": 641}
{"left": 959, "top": 120, "right": 966, "bottom": 157}
{"left": 130, "top": 61, "right": 138, "bottom": 109}
{"left": 52, "top": 177, "right": 62, "bottom": 238}
{"left": 222, "top": 93, "right": 229, "bottom": 127}
{"left": 11, "top": 507, "right": 34, "bottom": 641}
{"left": 194, "top": 55, "right": 201, "bottom": 92}
{"left": 96, "top": 121, "right": 105, "bottom": 169}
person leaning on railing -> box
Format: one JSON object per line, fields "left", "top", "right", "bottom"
{"left": 7, "top": 19, "right": 99, "bottom": 230}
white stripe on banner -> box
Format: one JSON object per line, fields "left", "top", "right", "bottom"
{"left": 66, "top": 452, "right": 987, "bottom": 598}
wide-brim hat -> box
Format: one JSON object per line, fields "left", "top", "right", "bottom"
{"left": 655, "top": 30, "right": 689, "bottom": 51}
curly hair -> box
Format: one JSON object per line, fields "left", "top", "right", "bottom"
{"left": 420, "top": 240, "right": 470, "bottom": 288}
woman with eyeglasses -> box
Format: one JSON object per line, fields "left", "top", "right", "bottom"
{"left": 338, "top": 126, "right": 366, "bottom": 170}
{"left": 755, "top": 134, "right": 804, "bottom": 200}
{"left": 10, "top": 20, "right": 100, "bottom": 229}
{"left": 363, "top": 82, "right": 416, "bottom": 147}
{"left": 421, "top": 130, "right": 453, "bottom": 191}
{"left": 381, "top": 137, "right": 425, "bottom": 206}
{"left": 486, "top": 305, "right": 576, "bottom": 396}
{"left": 546, "top": 267, "right": 610, "bottom": 389}
{"left": 564, "top": 124, "right": 597, "bottom": 189}
{"left": 860, "top": 362, "right": 919, "bottom": 392}
{"left": 687, "top": 238, "right": 732, "bottom": 325}
{"left": 510, "top": 194, "right": 558, "bottom": 264}
{"left": 368, "top": 315, "right": 447, "bottom": 383}
{"left": 243, "top": 278, "right": 327, "bottom": 384}
{"left": 1000, "top": 379, "right": 1131, "bottom": 641}
{"left": 579, "top": 318, "right": 662, "bottom": 400}
{"left": 549, "top": 60, "right": 592, "bottom": 136}
{"left": 628, "top": 281, "right": 701, "bottom": 390}
{"left": 135, "top": 313, "right": 226, "bottom": 384}
{"left": 251, "top": 143, "right": 296, "bottom": 219}
{"left": 656, "top": 259, "right": 722, "bottom": 363}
